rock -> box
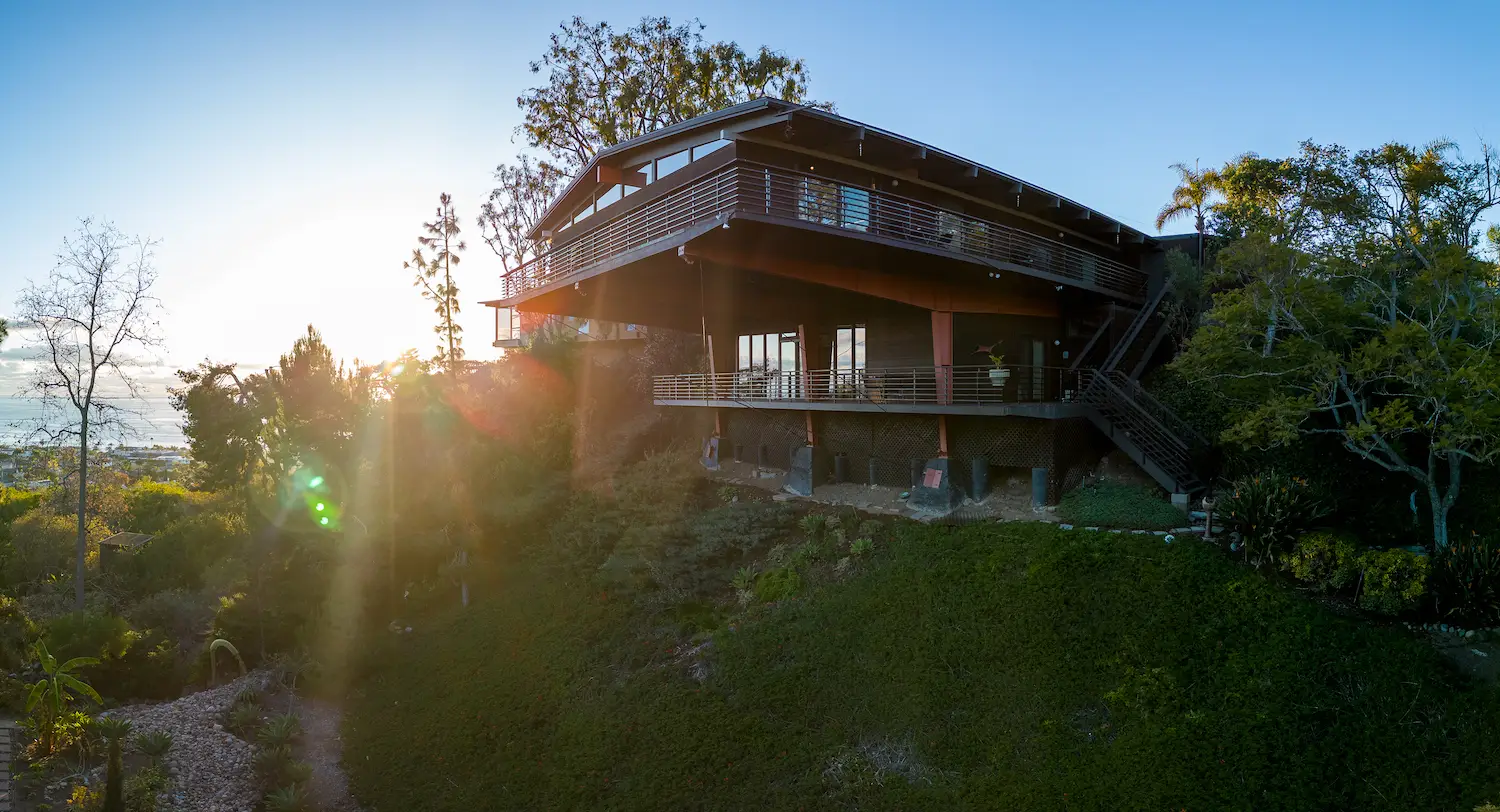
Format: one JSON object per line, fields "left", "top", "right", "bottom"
{"left": 772, "top": 493, "right": 794, "bottom": 502}
{"left": 1441, "top": 624, "right": 1450, "bottom": 633}
{"left": 1131, "top": 530, "right": 1149, "bottom": 535}
{"left": 1058, "top": 524, "right": 1074, "bottom": 530}
{"left": 1152, "top": 531, "right": 1168, "bottom": 536}
{"left": 1109, "top": 529, "right": 1123, "bottom": 534}
{"left": 1465, "top": 629, "right": 1476, "bottom": 639}
{"left": 1084, "top": 527, "right": 1100, "bottom": 532}
{"left": 1164, "top": 535, "right": 1175, "bottom": 544}
{"left": 1171, "top": 527, "right": 1194, "bottom": 534}
{"left": 105, "top": 671, "right": 272, "bottom": 812}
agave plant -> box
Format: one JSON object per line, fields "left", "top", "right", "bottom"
{"left": 227, "top": 703, "right": 262, "bottom": 736}
{"left": 25, "top": 640, "right": 102, "bottom": 755}
{"left": 254, "top": 744, "right": 297, "bottom": 788}
{"left": 134, "top": 729, "right": 173, "bottom": 765}
{"left": 257, "top": 713, "right": 303, "bottom": 749}
{"left": 263, "top": 783, "right": 310, "bottom": 812}
{"left": 98, "top": 717, "right": 133, "bottom": 812}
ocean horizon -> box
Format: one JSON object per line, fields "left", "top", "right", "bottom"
{"left": 0, "top": 395, "right": 186, "bottom": 447}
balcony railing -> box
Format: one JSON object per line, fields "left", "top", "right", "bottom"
{"left": 501, "top": 162, "right": 1147, "bottom": 300}
{"left": 653, "top": 365, "right": 1092, "bottom": 408}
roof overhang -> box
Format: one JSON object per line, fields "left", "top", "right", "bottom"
{"left": 527, "top": 97, "right": 1155, "bottom": 249}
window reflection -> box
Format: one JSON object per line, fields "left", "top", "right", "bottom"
{"left": 691, "top": 139, "right": 731, "bottom": 160}
{"left": 655, "top": 148, "right": 690, "bottom": 179}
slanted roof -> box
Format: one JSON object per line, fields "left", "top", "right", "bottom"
{"left": 530, "top": 97, "right": 1153, "bottom": 247}
{"left": 100, "top": 532, "right": 153, "bottom": 550}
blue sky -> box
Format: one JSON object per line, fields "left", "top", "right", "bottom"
{"left": 2, "top": 0, "right": 1497, "bottom": 389}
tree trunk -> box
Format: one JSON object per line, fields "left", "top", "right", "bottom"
{"left": 74, "top": 417, "right": 88, "bottom": 610}
{"left": 1429, "top": 485, "right": 1450, "bottom": 552}
{"left": 1262, "top": 301, "right": 1278, "bottom": 357}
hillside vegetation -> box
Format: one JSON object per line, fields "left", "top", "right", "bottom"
{"left": 345, "top": 506, "right": 1500, "bottom": 811}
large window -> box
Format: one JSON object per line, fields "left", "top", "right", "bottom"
{"left": 831, "top": 325, "right": 867, "bottom": 371}
{"left": 738, "top": 331, "right": 802, "bottom": 398}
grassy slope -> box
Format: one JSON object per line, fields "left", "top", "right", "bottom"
{"left": 345, "top": 522, "right": 1500, "bottom": 811}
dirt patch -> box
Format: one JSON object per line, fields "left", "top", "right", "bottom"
{"left": 298, "top": 698, "right": 362, "bottom": 811}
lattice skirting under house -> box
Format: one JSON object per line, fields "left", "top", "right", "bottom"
{"left": 718, "top": 409, "right": 1105, "bottom": 502}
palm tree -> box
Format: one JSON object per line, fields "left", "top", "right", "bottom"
{"left": 1155, "top": 160, "right": 1221, "bottom": 265}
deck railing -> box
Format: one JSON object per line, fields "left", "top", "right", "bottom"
{"left": 653, "top": 365, "right": 1092, "bottom": 407}
{"left": 501, "top": 162, "right": 1147, "bottom": 300}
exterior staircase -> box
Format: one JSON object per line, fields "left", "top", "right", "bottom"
{"left": 1082, "top": 284, "right": 1209, "bottom": 494}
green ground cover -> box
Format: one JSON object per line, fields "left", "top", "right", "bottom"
{"left": 345, "top": 519, "right": 1500, "bottom": 811}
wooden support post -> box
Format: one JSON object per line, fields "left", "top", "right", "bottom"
{"left": 707, "top": 334, "right": 717, "bottom": 401}
{"left": 805, "top": 412, "right": 815, "bottom": 447}
{"left": 797, "top": 324, "right": 811, "bottom": 401}
{"left": 931, "top": 311, "right": 953, "bottom": 405}
{"left": 715, "top": 408, "right": 723, "bottom": 438}
{"left": 938, "top": 415, "right": 949, "bottom": 458}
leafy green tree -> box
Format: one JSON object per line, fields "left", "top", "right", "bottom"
{"left": 16, "top": 219, "right": 165, "bottom": 609}
{"left": 26, "top": 640, "right": 101, "bottom": 755}
{"left": 170, "top": 362, "right": 267, "bottom": 491}
{"left": 1176, "top": 140, "right": 1500, "bottom": 550}
{"left": 518, "top": 15, "right": 823, "bottom": 171}
{"left": 404, "top": 195, "right": 467, "bottom": 373}
{"left": 476, "top": 155, "right": 566, "bottom": 272}
{"left": 478, "top": 16, "right": 824, "bottom": 273}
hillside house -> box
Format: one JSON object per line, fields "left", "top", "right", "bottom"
{"left": 482, "top": 99, "right": 1206, "bottom": 504}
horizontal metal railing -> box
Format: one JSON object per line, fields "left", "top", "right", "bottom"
{"left": 501, "top": 162, "right": 1147, "bottom": 299}
{"left": 653, "top": 365, "right": 1092, "bottom": 407}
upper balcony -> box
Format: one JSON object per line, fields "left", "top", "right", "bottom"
{"left": 497, "top": 161, "right": 1148, "bottom": 306}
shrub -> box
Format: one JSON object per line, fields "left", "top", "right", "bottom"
{"left": 124, "top": 765, "right": 168, "bottom": 812}
{"left": 44, "top": 611, "right": 132, "bottom": 663}
{"left": 1218, "top": 472, "right": 1330, "bottom": 566}
{"left": 126, "top": 589, "right": 214, "bottom": 647}
{"left": 1431, "top": 533, "right": 1500, "bottom": 626}
{"left": 850, "top": 538, "right": 874, "bottom": 558}
{"left": 1359, "top": 548, "right": 1429, "bottom": 616}
{"left": 4, "top": 509, "right": 108, "bottom": 587}
{"left": 129, "top": 511, "right": 249, "bottom": 594}
{"left": 43, "top": 612, "right": 183, "bottom": 702}
{"left": 123, "top": 481, "right": 193, "bottom": 536}
{"left": 753, "top": 566, "right": 802, "bottom": 603}
{"left": 798, "top": 514, "right": 829, "bottom": 540}
{"left": 0, "top": 595, "right": 37, "bottom": 671}
{"left": 536, "top": 493, "right": 621, "bottom": 574}
{"left": 1056, "top": 481, "right": 1185, "bottom": 530}
{"left": 1285, "top": 531, "right": 1362, "bottom": 592}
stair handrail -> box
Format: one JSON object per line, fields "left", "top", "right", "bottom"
{"left": 1106, "top": 371, "right": 1210, "bottom": 450}
{"left": 1102, "top": 283, "right": 1171, "bottom": 372}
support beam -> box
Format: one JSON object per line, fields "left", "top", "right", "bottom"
{"left": 938, "top": 415, "right": 949, "bottom": 458}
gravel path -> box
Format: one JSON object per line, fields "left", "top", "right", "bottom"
{"left": 298, "top": 697, "right": 362, "bottom": 811}
{"left": 106, "top": 671, "right": 271, "bottom": 812}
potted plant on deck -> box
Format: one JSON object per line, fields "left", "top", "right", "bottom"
{"left": 988, "top": 352, "right": 1011, "bottom": 386}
